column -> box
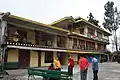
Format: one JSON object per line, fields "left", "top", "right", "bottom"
{"left": 95, "top": 30, "right": 97, "bottom": 36}
{"left": 53, "top": 35, "right": 57, "bottom": 48}
{"left": 95, "top": 42, "right": 98, "bottom": 51}
{"left": 84, "top": 26, "right": 88, "bottom": 36}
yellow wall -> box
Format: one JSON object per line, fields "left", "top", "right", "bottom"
{"left": 53, "top": 51, "right": 57, "bottom": 58}
{"left": 62, "top": 54, "right": 68, "bottom": 65}
{"left": 8, "top": 49, "right": 18, "bottom": 62}
{"left": 27, "top": 30, "right": 35, "bottom": 44}
{"left": 66, "top": 38, "right": 73, "bottom": 49}
{"left": 30, "top": 51, "right": 38, "bottom": 67}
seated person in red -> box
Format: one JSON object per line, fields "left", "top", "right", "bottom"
{"left": 48, "top": 63, "right": 55, "bottom": 70}
{"left": 47, "top": 63, "right": 57, "bottom": 80}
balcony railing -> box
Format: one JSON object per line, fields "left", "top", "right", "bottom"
{"left": 87, "top": 34, "right": 109, "bottom": 43}
{"left": 97, "top": 49, "right": 108, "bottom": 53}
{"left": 72, "top": 45, "right": 85, "bottom": 50}
{"left": 72, "top": 45, "right": 107, "bottom": 53}
{"left": 57, "top": 43, "right": 66, "bottom": 49}
{"left": 6, "top": 40, "right": 54, "bottom": 49}
{"left": 72, "top": 45, "right": 95, "bottom": 50}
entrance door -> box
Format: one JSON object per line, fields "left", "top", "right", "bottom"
{"left": 19, "top": 49, "right": 30, "bottom": 68}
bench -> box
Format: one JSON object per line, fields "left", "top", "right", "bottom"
{"left": 28, "top": 68, "right": 72, "bottom": 80}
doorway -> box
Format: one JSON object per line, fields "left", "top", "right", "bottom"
{"left": 19, "top": 49, "right": 30, "bottom": 68}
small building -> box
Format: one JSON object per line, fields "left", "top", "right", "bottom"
{"left": 4, "top": 15, "right": 111, "bottom": 69}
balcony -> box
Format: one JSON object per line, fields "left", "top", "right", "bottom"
{"left": 87, "top": 34, "right": 109, "bottom": 43}
{"left": 6, "top": 41, "right": 55, "bottom": 49}
{"left": 71, "top": 45, "right": 107, "bottom": 53}
{"left": 57, "top": 43, "right": 66, "bottom": 49}
{"left": 72, "top": 45, "right": 96, "bottom": 51}
{"left": 7, "top": 37, "right": 54, "bottom": 49}
{"left": 87, "top": 34, "right": 96, "bottom": 38}
{"left": 102, "top": 38, "right": 109, "bottom": 43}
{"left": 97, "top": 49, "right": 108, "bottom": 53}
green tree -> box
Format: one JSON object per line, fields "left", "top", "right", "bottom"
{"left": 103, "top": 1, "right": 120, "bottom": 63}
{"left": 87, "top": 12, "right": 100, "bottom": 27}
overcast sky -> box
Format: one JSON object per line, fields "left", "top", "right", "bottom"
{"left": 0, "top": 0, "right": 120, "bottom": 52}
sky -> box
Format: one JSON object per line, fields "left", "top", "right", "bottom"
{"left": 0, "top": 0, "right": 120, "bottom": 52}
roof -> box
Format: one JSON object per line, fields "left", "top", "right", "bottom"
{"left": 50, "top": 16, "right": 75, "bottom": 25}
{"left": 50, "top": 16, "right": 111, "bottom": 35}
{"left": 76, "top": 19, "right": 112, "bottom": 35}
{"left": 8, "top": 15, "right": 69, "bottom": 33}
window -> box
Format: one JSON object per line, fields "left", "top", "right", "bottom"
{"left": 86, "top": 41, "right": 95, "bottom": 50}
{"left": 88, "top": 28, "right": 95, "bottom": 35}
{"left": 97, "top": 31, "right": 102, "bottom": 38}
{"left": 68, "top": 24, "right": 72, "bottom": 31}
{"left": 45, "top": 51, "right": 53, "bottom": 63}
{"left": 79, "top": 28, "right": 84, "bottom": 35}
{"left": 73, "top": 39, "right": 77, "bottom": 46}
{"left": 69, "top": 37, "right": 72, "bottom": 41}
{"left": 57, "top": 36, "right": 65, "bottom": 47}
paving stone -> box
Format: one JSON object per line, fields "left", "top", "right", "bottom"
{"left": 3, "top": 62, "right": 120, "bottom": 80}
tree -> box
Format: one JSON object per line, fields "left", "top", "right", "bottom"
{"left": 87, "top": 12, "right": 100, "bottom": 27}
{"left": 103, "top": 1, "right": 120, "bottom": 63}
{"left": 0, "top": 12, "right": 10, "bottom": 78}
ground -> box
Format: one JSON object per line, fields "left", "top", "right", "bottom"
{"left": 2, "top": 62, "right": 120, "bottom": 80}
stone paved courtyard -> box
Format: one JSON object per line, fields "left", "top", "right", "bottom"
{"left": 2, "top": 62, "right": 120, "bottom": 80}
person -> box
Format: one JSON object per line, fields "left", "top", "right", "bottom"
{"left": 47, "top": 63, "right": 56, "bottom": 80}
{"left": 48, "top": 63, "right": 55, "bottom": 70}
{"left": 91, "top": 56, "right": 99, "bottom": 80}
{"left": 68, "top": 55, "right": 74, "bottom": 76}
{"left": 79, "top": 55, "right": 89, "bottom": 80}
{"left": 54, "top": 57, "right": 61, "bottom": 71}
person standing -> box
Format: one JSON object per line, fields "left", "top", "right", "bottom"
{"left": 91, "top": 56, "right": 99, "bottom": 80}
{"left": 79, "top": 55, "right": 89, "bottom": 80}
{"left": 68, "top": 55, "right": 74, "bottom": 76}
{"left": 54, "top": 57, "right": 61, "bottom": 71}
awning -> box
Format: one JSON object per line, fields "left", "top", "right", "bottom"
{"left": 7, "top": 45, "right": 67, "bottom": 52}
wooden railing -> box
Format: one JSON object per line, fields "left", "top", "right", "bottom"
{"left": 72, "top": 45, "right": 106, "bottom": 52}
{"left": 87, "top": 34, "right": 109, "bottom": 43}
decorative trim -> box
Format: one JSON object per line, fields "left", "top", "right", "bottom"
{"left": 7, "top": 45, "right": 67, "bottom": 52}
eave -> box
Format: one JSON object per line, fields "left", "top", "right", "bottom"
{"left": 50, "top": 16, "right": 112, "bottom": 36}
{"left": 7, "top": 15, "right": 69, "bottom": 35}
{"left": 76, "top": 19, "right": 112, "bottom": 36}
{"left": 50, "top": 16, "right": 75, "bottom": 25}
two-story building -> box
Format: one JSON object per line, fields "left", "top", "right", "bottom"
{"left": 50, "top": 16, "right": 111, "bottom": 63}
{"left": 4, "top": 14, "right": 111, "bottom": 69}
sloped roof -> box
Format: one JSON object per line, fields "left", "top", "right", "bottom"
{"left": 50, "top": 16, "right": 111, "bottom": 35}
{"left": 8, "top": 15, "right": 69, "bottom": 33}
